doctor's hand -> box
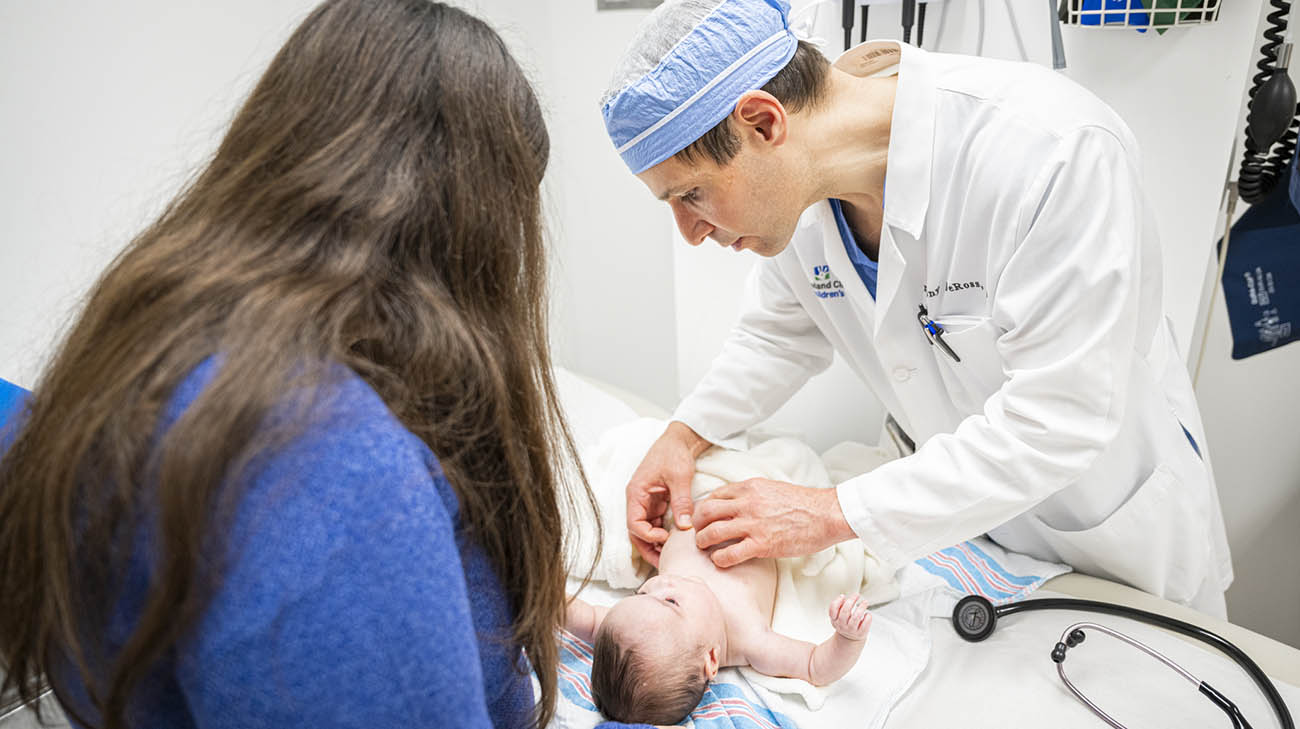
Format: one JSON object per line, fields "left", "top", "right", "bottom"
{"left": 693, "top": 478, "right": 857, "bottom": 568}
{"left": 625, "top": 421, "right": 713, "bottom": 568}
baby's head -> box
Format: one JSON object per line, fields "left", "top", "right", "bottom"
{"left": 589, "top": 574, "right": 726, "bottom": 725}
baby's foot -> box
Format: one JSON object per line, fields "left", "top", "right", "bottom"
{"left": 829, "top": 593, "right": 872, "bottom": 640}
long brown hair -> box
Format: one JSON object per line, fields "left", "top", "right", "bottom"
{"left": 0, "top": 2, "right": 594, "bottom": 727}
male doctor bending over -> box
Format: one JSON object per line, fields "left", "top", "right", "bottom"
{"left": 605, "top": 0, "right": 1233, "bottom": 615}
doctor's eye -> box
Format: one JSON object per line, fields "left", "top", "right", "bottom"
{"left": 680, "top": 189, "right": 699, "bottom": 203}
{"left": 666, "top": 597, "right": 678, "bottom": 605}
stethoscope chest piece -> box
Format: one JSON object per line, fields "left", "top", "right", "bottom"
{"left": 952, "top": 594, "right": 998, "bottom": 642}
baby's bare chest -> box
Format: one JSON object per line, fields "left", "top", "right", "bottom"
{"left": 660, "top": 530, "right": 777, "bottom": 630}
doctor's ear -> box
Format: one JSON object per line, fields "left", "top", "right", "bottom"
{"left": 732, "top": 90, "right": 788, "bottom": 147}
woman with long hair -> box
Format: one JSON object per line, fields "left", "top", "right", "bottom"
{"left": 0, "top": 1, "right": 610, "bottom": 727}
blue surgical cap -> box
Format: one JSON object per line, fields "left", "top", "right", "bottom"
{"left": 602, "top": 0, "right": 798, "bottom": 175}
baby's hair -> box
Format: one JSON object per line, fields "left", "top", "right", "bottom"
{"left": 590, "top": 624, "right": 709, "bottom": 725}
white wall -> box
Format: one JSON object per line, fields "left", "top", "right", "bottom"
{"left": 470, "top": 1, "right": 682, "bottom": 409}
{"left": 0, "top": 0, "right": 681, "bottom": 409}
{"left": 0, "top": 2, "right": 320, "bottom": 388}
{"left": 1190, "top": 6, "right": 1300, "bottom": 646}
{"left": 1197, "top": 287, "right": 1300, "bottom": 648}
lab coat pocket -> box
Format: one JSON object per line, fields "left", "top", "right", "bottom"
{"left": 1033, "top": 465, "right": 1208, "bottom": 603}
{"left": 929, "top": 315, "right": 1004, "bottom": 415}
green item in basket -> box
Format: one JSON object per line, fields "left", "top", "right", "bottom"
{"left": 1148, "top": 0, "right": 1210, "bottom": 32}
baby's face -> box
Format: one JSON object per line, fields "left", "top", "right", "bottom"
{"left": 606, "top": 574, "right": 726, "bottom": 657}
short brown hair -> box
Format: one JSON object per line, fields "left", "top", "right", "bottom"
{"left": 590, "top": 626, "right": 709, "bottom": 725}
{"left": 675, "top": 39, "right": 830, "bottom": 166}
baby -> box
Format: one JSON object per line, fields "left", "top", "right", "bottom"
{"left": 566, "top": 527, "right": 871, "bottom": 725}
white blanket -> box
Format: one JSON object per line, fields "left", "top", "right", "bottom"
{"left": 563, "top": 417, "right": 897, "bottom": 596}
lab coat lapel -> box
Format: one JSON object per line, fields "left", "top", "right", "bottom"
{"left": 819, "top": 200, "right": 876, "bottom": 322}
{"left": 865, "top": 42, "right": 937, "bottom": 334}
{"left": 873, "top": 224, "right": 908, "bottom": 336}
{"left": 876, "top": 223, "right": 958, "bottom": 442}
{"left": 870, "top": 43, "right": 955, "bottom": 439}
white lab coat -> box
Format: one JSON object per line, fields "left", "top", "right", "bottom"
{"left": 673, "top": 41, "right": 1233, "bottom": 612}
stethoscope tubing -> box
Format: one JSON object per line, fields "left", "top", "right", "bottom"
{"left": 1058, "top": 620, "right": 1202, "bottom": 686}
{"left": 993, "top": 597, "right": 1293, "bottom": 729}
{"left": 1055, "top": 621, "right": 1201, "bottom": 729}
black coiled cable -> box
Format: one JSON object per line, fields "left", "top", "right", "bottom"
{"left": 1239, "top": 0, "right": 1300, "bottom": 204}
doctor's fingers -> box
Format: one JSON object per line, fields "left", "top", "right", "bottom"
{"left": 627, "top": 498, "right": 670, "bottom": 554}
{"left": 627, "top": 505, "right": 667, "bottom": 568}
{"left": 627, "top": 517, "right": 669, "bottom": 545}
{"left": 707, "top": 477, "right": 784, "bottom": 505}
{"left": 628, "top": 490, "right": 668, "bottom": 526}
{"left": 708, "top": 537, "right": 765, "bottom": 569}
{"left": 692, "top": 514, "right": 751, "bottom": 551}
{"left": 690, "top": 495, "right": 742, "bottom": 530}
{"left": 627, "top": 505, "right": 669, "bottom": 541}
{"left": 653, "top": 465, "right": 697, "bottom": 529}
{"left": 628, "top": 473, "right": 694, "bottom": 531}
{"left": 627, "top": 478, "right": 668, "bottom": 520}
{"left": 629, "top": 532, "right": 664, "bottom": 568}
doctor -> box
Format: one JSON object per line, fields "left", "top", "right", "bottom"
{"left": 604, "top": 0, "right": 1233, "bottom": 614}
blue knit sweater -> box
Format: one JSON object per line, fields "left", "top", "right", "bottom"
{"left": 40, "top": 361, "right": 644, "bottom": 728}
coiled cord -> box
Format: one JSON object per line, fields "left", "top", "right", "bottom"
{"left": 1239, "top": 0, "right": 1299, "bottom": 204}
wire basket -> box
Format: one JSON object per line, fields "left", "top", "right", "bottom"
{"left": 1059, "top": 0, "right": 1222, "bottom": 31}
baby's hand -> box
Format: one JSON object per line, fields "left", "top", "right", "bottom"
{"left": 828, "top": 593, "right": 872, "bottom": 640}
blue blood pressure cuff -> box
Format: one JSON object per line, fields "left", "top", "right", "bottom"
{"left": 1220, "top": 160, "right": 1300, "bottom": 359}
{"left": 1290, "top": 145, "right": 1299, "bottom": 214}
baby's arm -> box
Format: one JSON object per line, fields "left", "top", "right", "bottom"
{"left": 565, "top": 595, "right": 609, "bottom": 644}
{"left": 745, "top": 593, "right": 871, "bottom": 686}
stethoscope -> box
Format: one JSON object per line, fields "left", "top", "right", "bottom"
{"left": 951, "top": 595, "right": 1295, "bottom": 729}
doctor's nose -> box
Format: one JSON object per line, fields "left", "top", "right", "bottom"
{"left": 670, "top": 202, "right": 714, "bottom": 246}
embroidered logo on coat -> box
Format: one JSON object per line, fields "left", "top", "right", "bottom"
{"left": 811, "top": 265, "right": 845, "bottom": 299}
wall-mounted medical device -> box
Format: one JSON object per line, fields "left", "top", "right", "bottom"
{"left": 1239, "top": 0, "right": 1298, "bottom": 204}
{"left": 1194, "top": 0, "right": 1300, "bottom": 373}
{"left": 840, "top": 0, "right": 934, "bottom": 47}
{"left": 838, "top": 0, "right": 1067, "bottom": 70}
